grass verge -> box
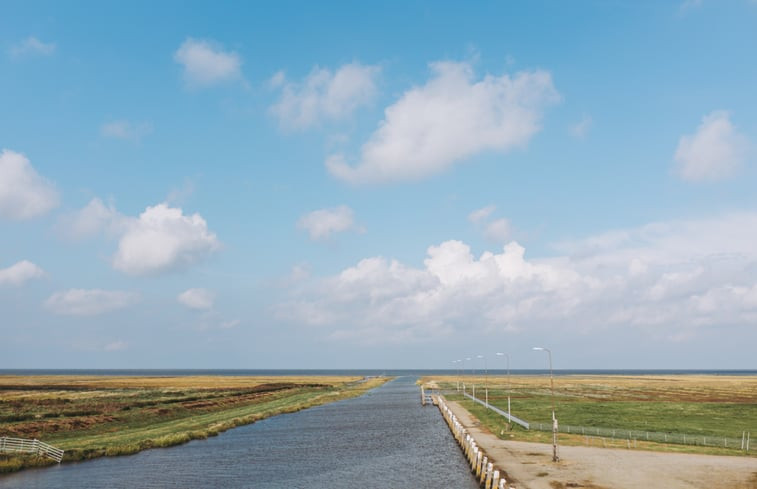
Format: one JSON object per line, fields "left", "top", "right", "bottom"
{"left": 0, "top": 375, "right": 389, "bottom": 473}
{"left": 422, "top": 374, "right": 756, "bottom": 457}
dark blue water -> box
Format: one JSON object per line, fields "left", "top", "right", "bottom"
{"left": 0, "top": 377, "right": 480, "bottom": 489}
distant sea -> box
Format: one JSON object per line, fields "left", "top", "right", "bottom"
{"left": 0, "top": 369, "right": 755, "bottom": 376}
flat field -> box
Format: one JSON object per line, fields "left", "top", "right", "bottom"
{"left": 0, "top": 375, "right": 388, "bottom": 472}
{"left": 423, "top": 374, "right": 757, "bottom": 456}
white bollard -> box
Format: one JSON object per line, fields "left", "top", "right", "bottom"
{"left": 484, "top": 462, "right": 493, "bottom": 488}
{"left": 491, "top": 469, "right": 500, "bottom": 489}
{"left": 479, "top": 456, "right": 488, "bottom": 482}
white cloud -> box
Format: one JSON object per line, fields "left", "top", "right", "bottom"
{"left": 45, "top": 289, "right": 139, "bottom": 316}
{"left": 0, "top": 260, "right": 44, "bottom": 286}
{"left": 484, "top": 218, "right": 511, "bottom": 243}
{"left": 104, "top": 340, "right": 128, "bottom": 351}
{"left": 278, "top": 212, "right": 757, "bottom": 344}
{"left": 0, "top": 149, "right": 59, "bottom": 220}
{"left": 101, "top": 120, "right": 153, "bottom": 142}
{"left": 60, "top": 199, "right": 219, "bottom": 275}
{"left": 178, "top": 288, "right": 215, "bottom": 310}
{"left": 113, "top": 203, "right": 221, "bottom": 276}
{"left": 469, "top": 205, "right": 512, "bottom": 243}
{"left": 327, "top": 61, "right": 559, "bottom": 183}
{"left": 297, "top": 205, "right": 361, "bottom": 240}
{"left": 674, "top": 111, "right": 748, "bottom": 181}
{"left": 57, "top": 198, "right": 126, "bottom": 240}
{"left": 9, "top": 37, "right": 56, "bottom": 58}
{"left": 570, "top": 114, "right": 592, "bottom": 139}
{"left": 174, "top": 38, "right": 242, "bottom": 88}
{"left": 270, "top": 62, "right": 380, "bottom": 129}
{"left": 679, "top": 0, "right": 703, "bottom": 12}
{"left": 219, "top": 319, "right": 240, "bottom": 329}
{"left": 468, "top": 205, "right": 496, "bottom": 224}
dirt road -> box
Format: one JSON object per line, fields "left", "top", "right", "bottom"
{"left": 445, "top": 400, "right": 757, "bottom": 489}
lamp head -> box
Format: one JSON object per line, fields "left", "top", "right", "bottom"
{"left": 533, "top": 347, "right": 544, "bottom": 351}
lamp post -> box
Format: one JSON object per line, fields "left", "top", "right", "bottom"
{"left": 533, "top": 346, "right": 558, "bottom": 462}
{"left": 477, "top": 355, "right": 488, "bottom": 409}
{"left": 496, "top": 352, "right": 511, "bottom": 426}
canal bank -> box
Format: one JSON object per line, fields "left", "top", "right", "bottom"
{"left": 0, "top": 377, "right": 479, "bottom": 489}
{"left": 439, "top": 397, "right": 757, "bottom": 489}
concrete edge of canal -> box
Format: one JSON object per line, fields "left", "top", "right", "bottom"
{"left": 436, "top": 396, "right": 517, "bottom": 489}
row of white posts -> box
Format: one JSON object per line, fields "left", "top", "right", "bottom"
{"left": 0, "top": 437, "right": 64, "bottom": 463}
{"left": 437, "top": 397, "right": 515, "bottom": 489}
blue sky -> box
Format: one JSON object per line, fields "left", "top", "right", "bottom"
{"left": 2, "top": 0, "right": 756, "bottom": 369}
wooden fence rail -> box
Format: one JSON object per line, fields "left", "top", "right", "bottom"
{"left": 0, "top": 437, "right": 64, "bottom": 463}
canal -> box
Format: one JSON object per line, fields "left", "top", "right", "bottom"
{"left": 0, "top": 377, "right": 479, "bottom": 488}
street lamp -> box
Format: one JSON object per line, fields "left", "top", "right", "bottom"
{"left": 496, "top": 352, "right": 511, "bottom": 427}
{"left": 477, "top": 355, "right": 488, "bottom": 409}
{"left": 533, "top": 346, "right": 558, "bottom": 462}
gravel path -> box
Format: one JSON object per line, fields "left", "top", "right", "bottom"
{"left": 445, "top": 400, "right": 757, "bottom": 489}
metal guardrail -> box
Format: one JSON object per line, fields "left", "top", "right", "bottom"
{"left": 463, "top": 392, "right": 530, "bottom": 429}
{"left": 0, "top": 437, "right": 64, "bottom": 462}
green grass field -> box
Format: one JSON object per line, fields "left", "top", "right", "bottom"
{"left": 0, "top": 375, "right": 389, "bottom": 472}
{"left": 423, "top": 374, "right": 757, "bottom": 456}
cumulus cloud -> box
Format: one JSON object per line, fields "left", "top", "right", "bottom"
{"left": 104, "top": 340, "right": 128, "bottom": 351}
{"left": 679, "top": 0, "right": 703, "bottom": 13}
{"left": 101, "top": 120, "right": 153, "bottom": 142}
{"left": 326, "top": 61, "right": 559, "bottom": 184}
{"left": 570, "top": 114, "right": 592, "bottom": 139}
{"left": 57, "top": 198, "right": 126, "bottom": 240}
{"left": 113, "top": 203, "right": 221, "bottom": 276}
{"left": 674, "top": 111, "right": 749, "bottom": 181}
{"left": 174, "top": 38, "right": 242, "bottom": 88}
{"left": 484, "top": 218, "right": 512, "bottom": 243}
{"left": 0, "top": 261, "right": 44, "bottom": 286}
{"left": 178, "top": 288, "right": 215, "bottom": 310}
{"left": 45, "top": 289, "right": 139, "bottom": 316}
{"left": 219, "top": 319, "right": 240, "bottom": 329}
{"left": 469, "top": 205, "right": 512, "bottom": 243}
{"left": 0, "top": 149, "right": 59, "bottom": 220}
{"left": 270, "top": 62, "right": 380, "bottom": 129}
{"left": 297, "top": 205, "right": 361, "bottom": 240}
{"left": 9, "top": 37, "right": 56, "bottom": 58}
{"left": 468, "top": 205, "right": 496, "bottom": 224}
{"left": 60, "top": 199, "right": 220, "bottom": 275}
{"left": 278, "top": 212, "right": 757, "bottom": 344}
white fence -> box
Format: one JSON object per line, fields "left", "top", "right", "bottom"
{"left": 529, "top": 423, "right": 753, "bottom": 452}
{"left": 0, "top": 437, "right": 64, "bottom": 462}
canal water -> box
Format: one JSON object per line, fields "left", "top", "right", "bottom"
{"left": 0, "top": 377, "right": 479, "bottom": 488}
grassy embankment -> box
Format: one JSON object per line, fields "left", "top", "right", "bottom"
{"left": 423, "top": 374, "right": 757, "bottom": 457}
{"left": 0, "top": 375, "right": 389, "bottom": 473}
